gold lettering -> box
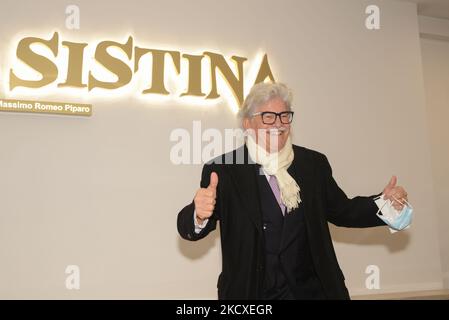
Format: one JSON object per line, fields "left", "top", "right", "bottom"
{"left": 180, "top": 54, "right": 205, "bottom": 97}
{"left": 135, "top": 49, "right": 180, "bottom": 95}
{"left": 204, "top": 52, "right": 247, "bottom": 106}
{"left": 9, "top": 32, "right": 59, "bottom": 90}
{"left": 88, "top": 36, "right": 133, "bottom": 90}
{"left": 58, "top": 41, "right": 88, "bottom": 88}
{"left": 8, "top": 32, "right": 277, "bottom": 111}
{"left": 253, "top": 54, "right": 275, "bottom": 85}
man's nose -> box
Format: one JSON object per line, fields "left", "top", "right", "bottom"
{"left": 274, "top": 114, "right": 283, "bottom": 127}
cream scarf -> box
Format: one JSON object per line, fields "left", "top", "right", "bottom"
{"left": 246, "top": 134, "right": 301, "bottom": 213}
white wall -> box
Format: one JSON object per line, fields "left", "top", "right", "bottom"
{"left": 420, "top": 16, "right": 449, "bottom": 290}
{"left": 0, "top": 0, "right": 444, "bottom": 298}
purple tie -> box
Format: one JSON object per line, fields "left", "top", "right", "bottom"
{"left": 269, "top": 175, "right": 286, "bottom": 215}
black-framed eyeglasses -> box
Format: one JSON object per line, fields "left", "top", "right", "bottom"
{"left": 251, "top": 111, "right": 294, "bottom": 125}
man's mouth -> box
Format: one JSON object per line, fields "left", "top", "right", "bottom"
{"left": 267, "top": 128, "right": 286, "bottom": 136}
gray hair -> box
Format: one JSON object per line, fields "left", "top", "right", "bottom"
{"left": 238, "top": 82, "right": 293, "bottom": 126}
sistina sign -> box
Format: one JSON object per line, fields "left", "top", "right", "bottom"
{"left": 6, "top": 32, "right": 275, "bottom": 115}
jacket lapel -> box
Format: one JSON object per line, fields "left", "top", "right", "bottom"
{"left": 280, "top": 146, "right": 311, "bottom": 253}
{"left": 226, "top": 146, "right": 263, "bottom": 234}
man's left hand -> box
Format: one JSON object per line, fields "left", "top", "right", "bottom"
{"left": 382, "top": 175, "right": 408, "bottom": 211}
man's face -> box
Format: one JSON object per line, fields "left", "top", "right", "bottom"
{"left": 243, "top": 97, "right": 291, "bottom": 152}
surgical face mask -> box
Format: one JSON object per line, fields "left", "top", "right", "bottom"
{"left": 374, "top": 195, "right": 413, "bottom": 233}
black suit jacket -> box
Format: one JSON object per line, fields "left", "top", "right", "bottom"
{"left": 177, "top": 144, "right": 385, "bottom": 299}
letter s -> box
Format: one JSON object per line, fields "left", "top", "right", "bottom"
{"left": 9, "top": 32, "right": 59, "bottom": 90}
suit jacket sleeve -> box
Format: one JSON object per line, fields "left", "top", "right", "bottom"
{"left": 319, "top": 154, "right": 386, "bottom": 228}
{"left": 177, "top": 163, "right": 220, "bottom": 241}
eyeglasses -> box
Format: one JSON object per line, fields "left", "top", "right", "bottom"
{"left": 251, "top": 111, "right": 294, "bottom": 125}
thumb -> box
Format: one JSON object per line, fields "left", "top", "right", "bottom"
{"left": 208, "top": 172, "right": 219, "bottom": 190}
{"left": 383, "top": 175, "right": 397, "bottom": 197}
{"left": 386, "top": 175, "right": 397, "bottom": 189}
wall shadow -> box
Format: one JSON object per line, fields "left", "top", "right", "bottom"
{"left": 177, "top": 227, "right": 220, "bottom": 259}
{"left": 329, "top": 224, "right": 411, "bottom": 253}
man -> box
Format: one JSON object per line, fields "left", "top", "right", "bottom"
{"left": 177, "top": 82, "right": 409, "bottom": 300}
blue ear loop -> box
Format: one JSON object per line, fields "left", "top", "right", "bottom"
{"left": 375, "top": 195, "right": 414, "bottom": 231}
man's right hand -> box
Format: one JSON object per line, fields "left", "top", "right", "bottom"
{"left": 194, "top": 172, "right": 218, "bottom": 223}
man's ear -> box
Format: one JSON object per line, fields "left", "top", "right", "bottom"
{"left": 243, "top": 117, "right": 250, "bottom": 130}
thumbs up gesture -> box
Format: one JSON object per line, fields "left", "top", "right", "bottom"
{"left": 194, "top": 172, "right": 218, "bottom": 223}
{"left": 382, "top": 175, "right": 408, "bottom": 211}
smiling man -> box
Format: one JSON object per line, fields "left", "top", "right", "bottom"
{"left": 177, "top": 82, "right": 410, "bottom": 300}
